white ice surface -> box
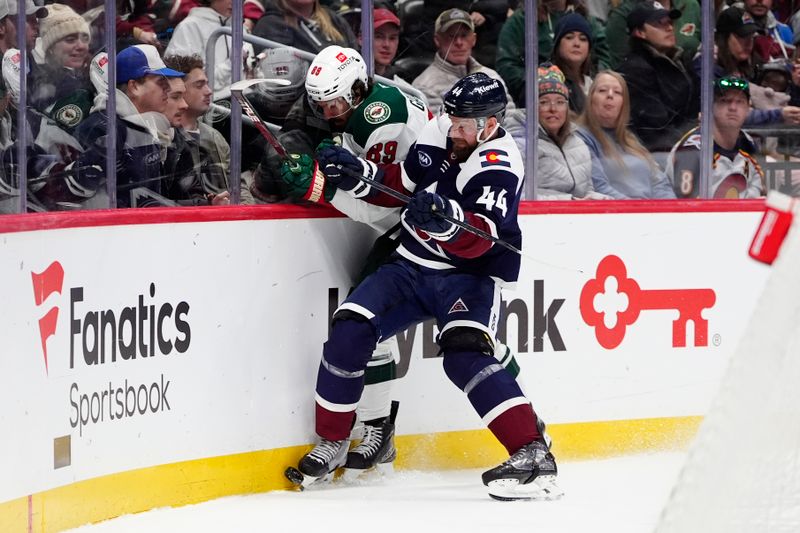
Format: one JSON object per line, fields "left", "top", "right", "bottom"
{"left": 66, "top": 452, "right": 685, "bottom": 533}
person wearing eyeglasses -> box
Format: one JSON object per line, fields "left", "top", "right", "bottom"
{"left": 666, "top": 76, "right": 764, "bottom": 199}
{"left": 532, "top": 64, "right": 609, "bottom": 200}
{"left": 616, "top": 0, "right": 699, "bottom": 155}
{"left": 576, "top": 70, "right": 676, "bottom": 199}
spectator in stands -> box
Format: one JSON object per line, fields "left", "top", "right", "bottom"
{"left": 117, "top": 0, "right": 161, "bottom": 49}
{"left": 0, "top": 0, "right": 46, "bottom": 53}
{"left": 0, "top": 2, "right": 13, "bottom": 55}
{"left": 496, "top": 0, "right": 610, "bottom": 107}
{"left": 715, "top": 7, "right": 759, "bottom": 80}
{"left": 372, "top": 8, "right": 401, "bottom": 78}
{"left": 29, "top": 4, "right": 93, "bottom": 130}
{"left": 617, "top": 0, "right": 699, "bottom": 153}
{"left": 252, "top": 0, "right": 357, "bottom": 54}
{"left": 531, "top": 64, "right": 607, "bottom": 200}
{"left": 714, "top": 8, "right": 800, "bottom": 125}
{"left": 666, "top": 76, "right": 765, "bottom": 198}
{"left": 415, "top": 0, "right": 512, "bottom": 68}
{"left": 742, "top": 0, "right": 793, "bottom": 63}
{"left": 550, "top": 12, "right": 595, "bottom": 114}
{"left": 163, "top": 76, "right": 188, "bottom": 128}
{"left": 163, "top": 54, "right": 252, "bottom": 205}
{"left": 577, "top": 70, "right": 677, "bottom": 199}
{"left": 605, "top": 0, "right": 700, "bottom": 70}
{"left": 74, "top": 44, "right": 183, "bottom": 207}
{"left": 370, "top": 7, "right": 420, "bottom": 99}
{"left": 413, "top": 8, "right": 514, "bottom": 114}
{"left": 165, "top": 0, "right": 254, "bottom": 94}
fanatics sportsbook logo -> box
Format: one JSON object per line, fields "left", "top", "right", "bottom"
{"left": 31, "top": 261, "right": 65, "bottom": 374}
{"left": 579, "top": 255, "right": 716, "bottom": 349}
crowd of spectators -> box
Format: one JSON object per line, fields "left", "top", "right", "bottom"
{"left": 4, "top": 0, "right": 800, "bottom": 213}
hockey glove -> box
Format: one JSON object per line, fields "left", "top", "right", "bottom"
{"left": 315, "top": 137, "right": 339, "bottom": 152}
{"left": 316, "top": 145, "right": 377, "bottom": 199}
{"left": 404, "top": 191, "right": 464, "bottom": 241}
{"left": 280, "top": 153, "right": 334, "bottom": 203}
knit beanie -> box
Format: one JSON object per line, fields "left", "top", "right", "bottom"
{"left": 538, "top": 63, "right": 569, "bottom": 100}
{"left": 39, "top": 4, "right": 90, "bottom": 53}
{"left": 553, "top": 12, "right": 593, "bottom": 50}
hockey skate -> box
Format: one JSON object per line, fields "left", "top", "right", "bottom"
{"left": 284, "top": 438, "right": 349, "bottom": 490}
{"left": 481, "top": 440, "right": 564, "bottom": 501}
{"left": 342, "top": 401, "right": 398, "bottom": 481}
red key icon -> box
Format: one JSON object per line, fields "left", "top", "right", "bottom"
{"left": 580, "top": 255, "right": 716, "bottom": 349}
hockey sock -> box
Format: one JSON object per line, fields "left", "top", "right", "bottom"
{"left": 487, "top": 402, "right": 541, "bottom": 455}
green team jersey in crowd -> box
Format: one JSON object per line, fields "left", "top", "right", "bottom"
{"left": 605, "top": 0, "right": 701, "bottom": 69}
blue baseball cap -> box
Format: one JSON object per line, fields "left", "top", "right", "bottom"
{"left": 117, "top": 45, "right": 183, "bottom": 84}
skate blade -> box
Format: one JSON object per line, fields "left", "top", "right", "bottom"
{"left": 284, "top": 466, "right": 335, "bottom": 491}
{"left": 486, "top": 475, "right": 564, "bottom": 501}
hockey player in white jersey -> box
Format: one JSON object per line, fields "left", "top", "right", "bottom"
{"left": 291, "top": 72, "right": 561, "bottom": 501}
{"left": 281, "top": 47, "right": 526, "bottom": 483}
{"left": 280, "top": 46, "right": 430, "bottom": 479}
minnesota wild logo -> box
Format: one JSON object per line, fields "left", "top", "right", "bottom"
{"left": 364, "top": 101, "right": 391, "bottom": 124}
{"left": 55, "top": 104, "right": 83, "bottom": 128}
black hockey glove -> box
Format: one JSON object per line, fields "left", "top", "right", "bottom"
{"left": 316, "top": 145, "right": 376, "bottom": 198}
{"left": 404, "top": 191, "right": 464, "bottom": 241}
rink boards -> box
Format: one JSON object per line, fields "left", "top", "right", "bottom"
{"left": 0, "top": 200, "right": 769, "bottom": 532}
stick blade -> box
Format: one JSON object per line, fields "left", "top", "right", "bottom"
{"left": 230, "top": 78, "right": 291, "bottom": 93}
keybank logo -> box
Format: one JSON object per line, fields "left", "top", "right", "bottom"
{"left": 31, "top": 261, "right": 65, "bottom": 374}
{"left": 580, "top": 255, "right": 716, "bottom": 349}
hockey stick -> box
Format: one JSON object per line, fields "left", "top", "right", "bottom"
{"left": 335, "top": 164, "right": 525, "bottom": 256}
{"left": 230, "top": 78, "right": 292, "bottom": 160}
{"left": 228, "top": 80, "right": 580, "bottom": 270}
{"left": 230, "top": 78, "right": 329, "bottom": 202}
{"left": 228, "top": 81, "right": 523, "bottom": 255}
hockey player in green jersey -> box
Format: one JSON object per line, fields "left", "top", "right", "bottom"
{"left": 281, "top": 46, "right": 526, "bottom": 486}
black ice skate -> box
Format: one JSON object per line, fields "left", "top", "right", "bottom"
{"left": 481, "top": 440, "right": 564, "bottom": 501}
{"left": 285, "top": 438, "right": 349, "bottom": 490}
{"left": 343, "top": 401, "right": 399, "bottom": 477}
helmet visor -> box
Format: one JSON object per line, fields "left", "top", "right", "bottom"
{"left": 437, "top": 110, "right": 486, "bottom": 138}
{"left": 308, "top": 95, "right": 353, "bottom": 120}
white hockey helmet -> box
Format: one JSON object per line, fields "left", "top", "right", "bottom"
{"left": 304, "top": 45, "right": 368, "bottom": 108}
{"left": 255, "top": 48, "right": 308, "bottom": 118}
{"left": 2, "top": 49, "right": 23, "bottom": 105}
{"left": 89, "top": 51, "right": 109, "bottom": 95}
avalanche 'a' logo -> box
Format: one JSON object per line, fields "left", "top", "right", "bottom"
{"left": 480, "top": 149, "right": 510, "bottom": 168}
{"left": 31, "top": 261, "right": 65, "bottom": 374}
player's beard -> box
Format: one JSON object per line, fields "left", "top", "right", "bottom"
{"left": 451, "top": 138, "right": 473, "bottom": 162}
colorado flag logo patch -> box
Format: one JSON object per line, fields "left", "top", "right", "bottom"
{"left": 479, "top": 149, "right": 511, "bottom": 168}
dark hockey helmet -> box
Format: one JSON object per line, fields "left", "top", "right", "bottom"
{"left": 442, "top": 72, "right": 507, "bottom": 123}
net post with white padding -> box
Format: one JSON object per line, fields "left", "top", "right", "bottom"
{"left": 654, "top": 191, "right": 800, "bottom": 533}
